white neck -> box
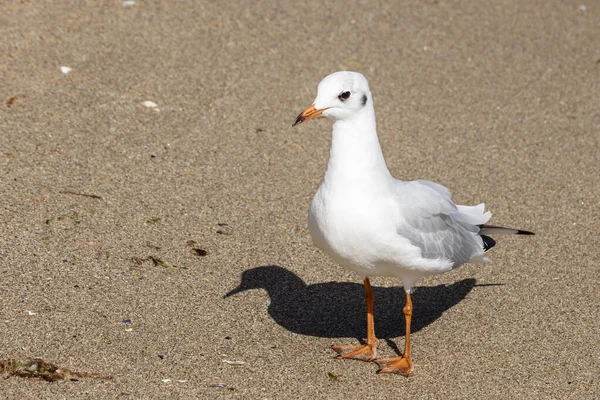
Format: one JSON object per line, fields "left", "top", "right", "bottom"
{"left": 323, "top": 105, "right": 391, "bottom": 188}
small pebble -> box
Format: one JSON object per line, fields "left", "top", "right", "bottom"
{"left": 194, "top": 248, "right": 208, "bottom": 257}
{"left": 122, "top": 0, "right": 136, "bottom": 6}
{"left": 216, "top": 224, "right": 233, "bottom": 235}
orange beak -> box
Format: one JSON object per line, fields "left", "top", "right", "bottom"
{"left": 292, "top": 104, "right": 328, "bottom": 127}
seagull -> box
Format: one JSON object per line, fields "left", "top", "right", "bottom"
{"left": 292, "top": 71, "right": 533, "bottom": 376}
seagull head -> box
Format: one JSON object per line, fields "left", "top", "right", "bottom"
{"left": 292, "top": 71, "right": 372, "bottom": 127}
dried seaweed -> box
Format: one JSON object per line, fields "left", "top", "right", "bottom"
{"left": 59, "top": 190, "right": 103, "bottom": 200}
{"left": 0, "top": 358, "right": 111, "bottom": 382}
{"left": 130, "top": 256, "right": 187, "bottom": 270}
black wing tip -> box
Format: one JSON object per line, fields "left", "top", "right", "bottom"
{"left": 481, "top": 235, "right": 496, "bottom": 252}
{"left": 478, "top": 224, "right": 535, "bottom": 236}
{"left": 516, "top": 230, "right": 535, "bottom": 235}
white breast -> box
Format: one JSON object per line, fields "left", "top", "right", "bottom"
{"left": 308, "top": 180, "right": 399, "bottom": 276}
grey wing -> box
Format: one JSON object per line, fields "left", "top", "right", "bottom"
{"left": 394, "top": 180, "right": 489, "bottom": 268}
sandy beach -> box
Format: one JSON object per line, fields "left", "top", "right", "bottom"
{"left": 1, "top": 0, "right": 599, "bottom": 398}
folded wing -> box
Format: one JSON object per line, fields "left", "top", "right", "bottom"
{"left": 394, "top": 180, "right": 492, "bottom": 268}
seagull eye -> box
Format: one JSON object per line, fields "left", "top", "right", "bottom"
{"left": 338, "top": 91, "right": 351, "bottom": 101}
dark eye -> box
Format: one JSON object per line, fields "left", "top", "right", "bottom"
{"left": 338, "top": 91, "right": 351, "bottom": 101}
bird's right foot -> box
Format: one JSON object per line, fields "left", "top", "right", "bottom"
{"left": 331, "top": 341, "right": 378, "bottom": 362}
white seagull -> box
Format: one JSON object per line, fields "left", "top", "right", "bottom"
{"left": 292, "top": 71, "right": 533, "bottom": 376}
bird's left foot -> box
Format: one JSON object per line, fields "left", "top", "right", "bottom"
{"left": 375, "top": 356, "right": 414, "bottom": 376}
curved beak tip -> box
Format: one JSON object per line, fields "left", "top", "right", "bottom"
{"left": 292, "top": 104, "right": 325, "bottom": 128}
{"left": 292, "top": 114, "right": 304, "bottom": 128}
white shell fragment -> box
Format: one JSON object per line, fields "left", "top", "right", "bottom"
{"left": 210, "top": 383, "right": 228, "bottom": 388}
{"left": 141, "top": 100, "right": 160, "bottom": 112}
{"left": 161, "top": 378, "right": 171, "bottom": 383}
{"left": 27, "top": 310, "right": 36, "bottom": 316}
{"left": 141, "top": 100, "right": 158, "bottom": 108}
{"left": 60, "top": 66, "right": 73, "bottom": 74}
{"left": 122, "top": 0, "right": 136, "bottom": 7}
{"left": 222, "top": 360, "right": 246, "bottom": 366}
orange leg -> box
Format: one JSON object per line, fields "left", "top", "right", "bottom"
{"left": 331, "top": 278, "right": 378, "bottom": 362}
{"left": 375, "top": 290, "right": 415, "bottom": 376}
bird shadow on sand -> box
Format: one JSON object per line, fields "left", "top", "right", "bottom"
{"left": 225, "top": 265, "right": 499, "bottom": 342}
